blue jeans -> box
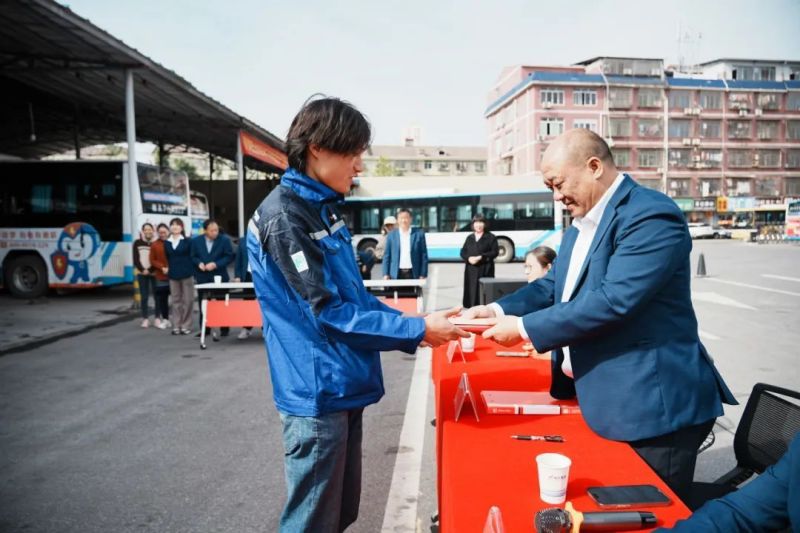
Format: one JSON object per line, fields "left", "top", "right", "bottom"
{"left": 279, "top": 408, "right": 363, "bottom": 533}
{"left": 137, "top": 274, "right": 156, "bottom": 319}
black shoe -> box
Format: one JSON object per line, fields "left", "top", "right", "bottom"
{"left": 220, "top": 328, "right": 230, "bottom": 337}
{"left": 212, "top": 332, "right": 220, "bottom": 342}
{"left": 194, "top": 332, "right": 202, "bottom": 338}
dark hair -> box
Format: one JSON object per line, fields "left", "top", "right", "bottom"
{"left": 472, "top": 213, "right": 487, "bottom": 227}
{"left": 157, "top": 223, "right": 169, "bottom": 231}
{"left": 397, "top": 208, "right": 412, "bottom": 217}
{"left": 526, "top": 246, "right": 557, "bottom": 269}
{"left": 285, "top": 95, "right": 372, "bottom": 173}
{"left": 203, "top": 218, "right": 219, "bottom": 231}
{"left": 141, "top": 222, "right": 154, "bottom": 231}
{"left": 169, "top": 217, "right": 185, "bottom": 236}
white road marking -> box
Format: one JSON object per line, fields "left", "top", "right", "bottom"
{"left": 692, "top": 291, "right": 757, "bottom": 311}
{"left": 698, "top": 329, "right": 721, "bottom": 341}
{"left": 381, "top": 265, "right": 438, "bottom": 532}
{"left": 762, "top": 274, "right": 800, "bottom": 284}
{"left": 705, "top": 278, "right": 800, "bottom": 298}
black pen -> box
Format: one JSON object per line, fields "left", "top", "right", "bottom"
{"left": 511, "top": 434, "right": 564, "bottom": 442}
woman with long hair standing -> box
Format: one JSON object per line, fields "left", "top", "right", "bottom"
{"left": 163, "top": 218, "right": 194, "bottom": 335}
{"left": 460, "top": 214, "right": 499, "bottom": 308}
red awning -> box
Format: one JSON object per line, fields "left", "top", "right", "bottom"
{"left": 240, "top": 130, "right": 288, "bottom": 170}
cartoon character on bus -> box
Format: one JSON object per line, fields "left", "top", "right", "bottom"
{"left": 50, "top": 222, "right": 101, "bottom": 283}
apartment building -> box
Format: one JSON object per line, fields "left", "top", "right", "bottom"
{"left": 486, "top": 57, "right": 800, "bottom": 223}
{"left": 362, "top": 144, "right": 487, "bottom": 177}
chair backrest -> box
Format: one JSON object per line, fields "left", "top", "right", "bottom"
{"left": 734, "top": 383, "right": 800, "bottom": 473}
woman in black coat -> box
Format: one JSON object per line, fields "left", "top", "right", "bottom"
{"left": 460, "top": 214, "right": 499, "bottom": 308}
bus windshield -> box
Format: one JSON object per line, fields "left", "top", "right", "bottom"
{"left": 138, "top": 167, "right": 190, "bottom": 216}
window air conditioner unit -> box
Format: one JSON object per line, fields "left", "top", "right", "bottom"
{"left": 755, "top": 108, "right": 763, "bottom": 116}
{"left": 693, "top": 107, "right": 702, "bottom": 115}
{"left": 692, "top": 138, "right": 701, "bottom": 146}
{"left": 656, "top": 167, "right": 665, "bottom": 174}
{"left": 606, "top": 138, "right": 615, "bottom": 147}
{"left": 682, "top": 138, "right": 692, "bottom": 146}
{"left": 739, "top": 109, "right": 748, "bottom": 116}
{"left": 683, "top": 108, "right": 693, "bottom": 115}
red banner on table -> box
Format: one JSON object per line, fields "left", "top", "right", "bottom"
{"left": 239, "top": 130, "right": 288, "bottom": 170}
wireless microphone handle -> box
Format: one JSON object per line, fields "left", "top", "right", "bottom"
{"left": 580, "top": 510, "right": 657, "bottom": 531}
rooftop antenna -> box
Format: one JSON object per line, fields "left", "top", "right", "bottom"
{"left": 677, "top": 21, "right": 703, "bottom": 73}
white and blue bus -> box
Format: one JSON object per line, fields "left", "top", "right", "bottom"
{"left": 340, "top": 190, "right": 562, "bottom": 263}
{"left": 0, "top": 160, "right": 193, "bottom": 298}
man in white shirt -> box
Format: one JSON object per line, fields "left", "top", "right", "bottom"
{"left": 382, "top": 208, "right": 429, "bottom": 280}
{"left": 462, "top": 128, "right": 735, "bottom": 502}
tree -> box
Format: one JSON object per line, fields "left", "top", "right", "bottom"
{"left": 374, "top": 156, "right": 396, "bottom": 177}
{"left": 172, "top": 158, "right": 200, "bottom": 180}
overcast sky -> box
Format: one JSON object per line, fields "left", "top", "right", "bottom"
{"left": 67, "top": 0, "right": 800, "bottom": 146}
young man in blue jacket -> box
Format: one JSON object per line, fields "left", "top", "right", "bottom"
{"left": 247, "top": 96, "right": 467, "bottom": 533}
{"left": 190, "top": 219, "right": 234, "bottom": 338}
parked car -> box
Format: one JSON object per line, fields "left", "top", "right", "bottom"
{"left": 688, "top": 223, "right": 731, "bottom": 239}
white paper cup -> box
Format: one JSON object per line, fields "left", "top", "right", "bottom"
{"left": 536, "top": 453, "right": 571, "bottom": 504}
{"left": 460, "top": 333, "right": 476, "bottom": 353}
{"left": 213, "top": 275, "right": 222, "bottom": 284}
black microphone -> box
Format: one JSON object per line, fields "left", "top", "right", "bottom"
{"left": 534, "top": 505, "right": 657, "bottom": 532}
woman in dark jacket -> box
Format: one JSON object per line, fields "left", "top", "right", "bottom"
{"left": 460, "top": 214, "right": 499, "bottom": 308}
{"left": 163, "top": 218, "right": 194, "bottom": 335}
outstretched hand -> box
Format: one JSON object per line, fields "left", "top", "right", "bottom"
{"left": 423, "top": 306, "right": 470, "bottom": 347}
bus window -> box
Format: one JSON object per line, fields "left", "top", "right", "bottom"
{"left": 360, "top": 207, "right": 380, "bottom": 233}
{"left": 0, "top": 161, "right": 123, "bottom": 241}
{"left": 478, "top": 202, "right": 514, "bottom": 220}
{"left": 425, "top": 206, "right": 438, "bottom": 233}
{"left": 440, "top": 203, "right": 473, "bottom": 232}
{"left": 31, "top": 185, "right": 53, "bottom": 213}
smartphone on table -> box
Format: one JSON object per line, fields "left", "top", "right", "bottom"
{"left": 587, "top": 484, "right": 672, "bottom": 508}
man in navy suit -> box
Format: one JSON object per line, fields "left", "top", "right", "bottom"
{"left": 465, "top": 129, "right": 737, "bottom": 501}
{"left": 382, "top": 208, "right": 428, "bottom": 280}
{"left": 190, "top": 219, "right": 235, "bottom": 338}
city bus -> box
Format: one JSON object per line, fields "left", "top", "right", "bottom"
{"left": 340, "top": 190, "right": 562, "bottom": 263}
{"left": 786, "top": 200, "right": 800, "bottom": 241}
{"left": 0, "top": 160, "right": 192, "bottom": 298}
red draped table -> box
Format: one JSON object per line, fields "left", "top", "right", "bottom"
{"left": 431, "top": 336, "right": 691, "bottom": 532}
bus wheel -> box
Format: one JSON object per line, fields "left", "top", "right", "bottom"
{"left": 496, "top": 238, "right": 515, "bottom": 263}
{"left": 5, "top": 254, "right": 48, "bottom": 299}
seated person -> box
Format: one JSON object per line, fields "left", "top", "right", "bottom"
{"left": 657, "top": 431, "right": 799, "bottom": 532}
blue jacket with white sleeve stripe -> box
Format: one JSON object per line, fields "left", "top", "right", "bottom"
{"left": 247, "top": 168, "right": 426, "bottom": 416}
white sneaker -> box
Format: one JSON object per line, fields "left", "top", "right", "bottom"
{"left": 237, "top": 329, "right": 251, "bottom": 340}
{"left": 153, "top": 318, "right": 162, "bottom": 328}
{"left": 140, "top": 318, "right": 149, "bottom": 328}
{"left": 156, "top": 319, "right": 169, "bottom": 330}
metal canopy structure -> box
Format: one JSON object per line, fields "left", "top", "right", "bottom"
{"left": 0, "top": 0, "right": 285, "bottom": 173}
